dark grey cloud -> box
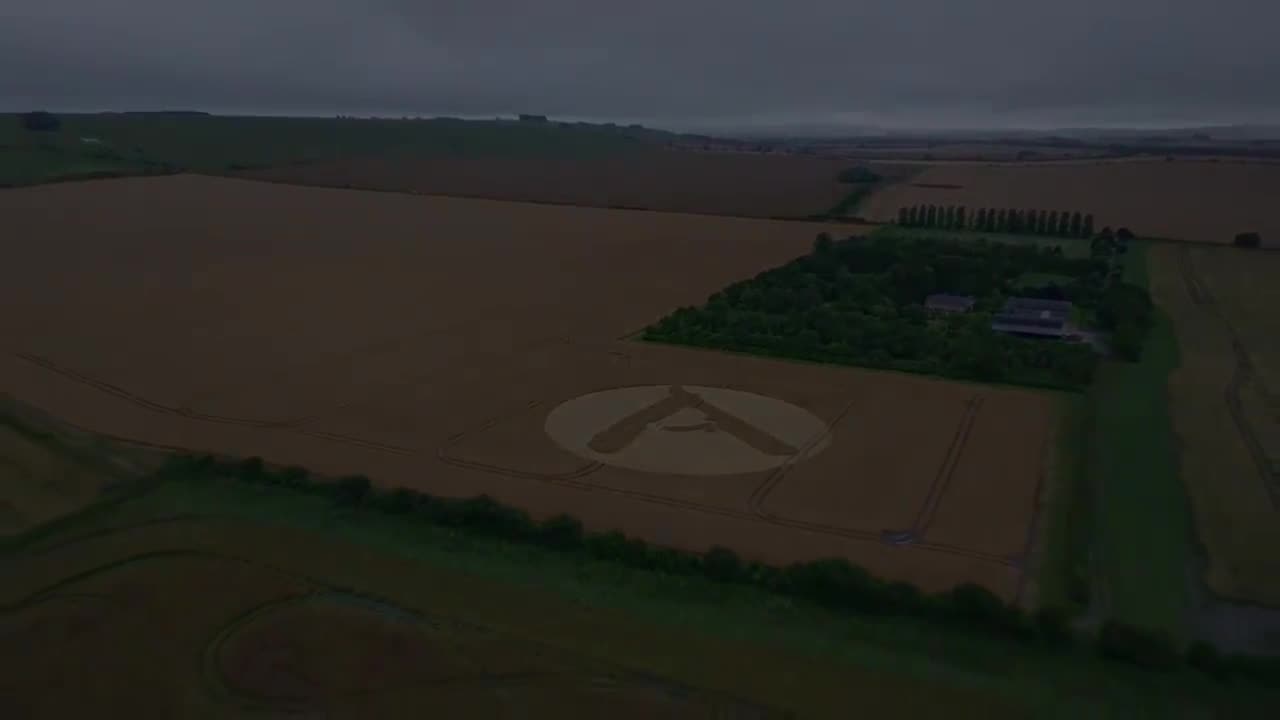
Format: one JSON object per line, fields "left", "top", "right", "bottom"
{"left": 3, "top": 1, "right": 1279, "bottom": 129}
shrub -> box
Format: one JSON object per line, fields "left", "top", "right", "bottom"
{"left": 1097, "top": 620, "right": 1180, "bottom": 669}
{"left": 536, "top": 514, "right": 585, "bottom": 550}
{"left": 703, "top": 546, "right": 745, "bottom": 582}
{"left": 332, "top": 475, "right": 372, "bottom": 506}
{"left": 782, "top": 558, "right": 889, "bottom": 613}
{"left": 585, "top": 530, "right": 641, "bottom": 564}
{"left": 370, "top": 487, "right": 418, "bottom": 514}
{"left": 19, "top": 111, "right": 60, "bottom": 132}
{"left": 239, "top": 456, "right": 266, "bottom": 483}
{"left": 455, "top": 494, "right": 534, "bottom": 539}
{"left": 1034, "top": 606, "right": 1074, "bottom": 647}
{"left": 1186, "top": 640, "right": 1223, "bottom": 677}
{"left": 939, "top": 583, "right": 1025, "bottom": 636}
{"left": 1233, "top": 232, "right": 1262, "bottom": 248}
{"left": 276, "top": 465, "right": 310, "bottom": 488}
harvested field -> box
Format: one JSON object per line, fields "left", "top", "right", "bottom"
{"left": 1151, "top": 245, "right": 1280, "bottom": 605}
{"left": 234, "top": 149, "right": 859, "bottom": 219}
{"left": 0, "top": 175, "right": 1057, "bottom": 600}
{"left": 859, "top": 160, "right": 1280, "bottom": 246}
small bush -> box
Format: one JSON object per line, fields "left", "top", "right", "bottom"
{"left": 276, "top": 465, "right": 310, "bottom": 488}
{"left": 1233, "top": 232, "right": 1262, "bottom": 248}
{"left": 783, "top": 558, "right": 890, "bottom": 613}
{"left": 455, "top": 495, "right": 535, "bottom": 539}
{"left": 239, "top": 457, "right": 266, "bottom": 483}
{"left": 1034, "top": 606, "right": 1074, "bottom": 647}
{"left": 332, "top": 475, "right": 372, "bottom": 506}
{"left": 1098, "top": 620, "right": 1180, "bottom": 669}
{"left": 1186, "top": 641, "right": 1223, "bottom": 677}
{"left": 703, "top": 546, "right": 745, "bottom": 582}
{"left": 536, "top": 514, "right": 585, "bottom": 550}
{"left": 370, "top": 487, "right": 418, "bottom": 514}
{"left": 19, "top": 111, "right": 60, "bottom": 132}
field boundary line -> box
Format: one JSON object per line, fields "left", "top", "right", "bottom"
{"left": 14, "top": 352, "right": 312, "bottom": 429}
{"left": 746, "top": 397, "right": 858, "bottom": 515}
{"left": 1013, "top": 426, "right": 1057, "bottom": 606}
{"left": 910, "top": 395, "right": 985, "bottom": 537}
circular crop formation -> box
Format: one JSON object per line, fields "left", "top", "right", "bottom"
{"left": 544, "top": 384, "right": 831, "bottom": 475}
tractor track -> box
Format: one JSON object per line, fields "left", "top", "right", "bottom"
{"left": 438, "top": 394, "right": 1012, "bottom": 567}
{"left": 1177, "top": 247, "right": 1280, "bottom": 508}
{"left": 13, "top": 355, "right": 1017, "bottom": 569}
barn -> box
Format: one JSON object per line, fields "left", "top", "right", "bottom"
{"left": 991, "top": 297, "right": 1073, "bottom": 338}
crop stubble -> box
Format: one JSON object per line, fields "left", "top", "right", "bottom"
{"left": 0, "top": 175, "right": 1057, "bottom": 599}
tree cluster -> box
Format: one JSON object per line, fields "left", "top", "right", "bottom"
{"left": 645, "top": 234, "right": 1125, "bottom": 390}
{"left": 160, "top": 452, "right": 1280, "bottom": 684}
{"left": 897, "top": 205, "right": 1097, "bottom": 239}
{"left": 19, "top": 111, "right": 61, "bottom": 132}
{"left": 1233, "top": 232, "right": 1262, "bottom": 248}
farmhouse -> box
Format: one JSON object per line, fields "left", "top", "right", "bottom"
{"left": 991, "top": 297, "right": 1073, "bottom": 338}
{"left": 925, "top": 294, "right": 976, "bottom": 314}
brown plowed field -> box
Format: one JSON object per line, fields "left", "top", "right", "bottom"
{"left": 859, "top": 159, "right": 1280, "bottom": 246}
{"left": 234, "top": 149, "right": 856, "bottom": 219}
{"left": 0, "top": 175, "right": 1059, "bottom": 599}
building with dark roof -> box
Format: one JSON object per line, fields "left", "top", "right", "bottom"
{"left": 991, "top": 297, "right": 1074, "bottom": 338}
{"left": 925, "top": 294, "right": 976, "bottom": 314}
{"left": 991, "top": 314, "right": 1069, "bottom": 338}
{"left": 1002, "top": 297, "right": 1073, "bottom": 320}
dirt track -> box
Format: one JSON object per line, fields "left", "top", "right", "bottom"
{"left": 0, "top": 175, "right": 1056, "bottom": 598}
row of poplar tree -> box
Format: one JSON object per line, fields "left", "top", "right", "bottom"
{"left": 897, "top": 205, "right": 1096, "bottom": 238}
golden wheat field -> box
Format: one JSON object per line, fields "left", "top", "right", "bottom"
{"left": 1149, "top": 245, "right": 1280, "bottom": 604}
{"left": 0, "top": 174, "right": 1061, "bottom": 599}
{"left": 859, "top": 159, "right": 1280, "bottom": 246}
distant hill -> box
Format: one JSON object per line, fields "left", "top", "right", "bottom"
{"left": 99, "top": 111, "right": 213, "bottom": 117}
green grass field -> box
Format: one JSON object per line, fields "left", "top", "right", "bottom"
{"left": 1082, "top": 243, "right": 1194, "bottom": 639}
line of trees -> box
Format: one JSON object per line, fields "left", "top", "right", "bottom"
{"left": 1234, "top": 232, "right": 1262, "bottom": 248}
{"left": 18, "top": 111, "right": 61, "bottom": 132}
{"left": 897, "top": 205, "right": 1099, "bottom": 238}
{"left": 161, "top": 452, "right": 1280, "bottom": 683}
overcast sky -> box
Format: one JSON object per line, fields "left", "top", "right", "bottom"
{"left": 3, "top": 1, "right": 1279, "bottom": 131}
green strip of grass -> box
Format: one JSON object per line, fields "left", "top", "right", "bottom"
{"left": 1036, "top": 393, "right": 1091, "bottom": 613}
{"left": 1087, "top": 242, "right": 1193, "bottom": 639}
{"left": 73, "top": 474, "right": 1269, "bottom": 718}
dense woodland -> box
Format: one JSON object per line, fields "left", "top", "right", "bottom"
{"left": 644, "top": 233, "right": 1153, "bottom": 390}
